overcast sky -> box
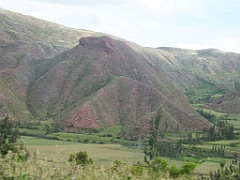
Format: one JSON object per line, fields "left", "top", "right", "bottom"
{"left": 0, "top": 0, "right": 240, "bottom": 53}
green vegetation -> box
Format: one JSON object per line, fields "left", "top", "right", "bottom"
{"left": 0, "top": 117, "right": 19, "bottom": 156}
{"left": 20, "top": 136, "right": 144, "bottom": 165}
{"left": 209, "top": 154, "right": 240, "bottom": 180}
{"left": 0, "top": 130, "right": 237, "bottom": 179}
{"left": 0, "top": 149, "right": 197, "bottom": 179}
{"left": 69, "top": 151, "right": 93, "bottom": 165}
{"left": 168, "top": 162, "right": 197, "bottom": 178}
{"left": 186, "top": 80, "right": 224, "bottom": 104}
{"left": 15, "top": 104, "right": 240, "bottom": 179}
{"left": 144, "top": 106, "right": 163, "bottom": 163}
{"left": 19, "top": 123, "right": 141, "bottom": 147}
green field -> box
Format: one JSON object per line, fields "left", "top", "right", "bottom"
{"left": 20, "top": 136, "right": 236, "bottom": 175}
{"left": 228, "top": 119, "right": 240, "bottom": 130}
{"left": 20, "top": 136, "right": 144, "bottom": 165}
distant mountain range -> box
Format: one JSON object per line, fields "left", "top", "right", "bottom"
{"left": 1, "top": 8, "right": 239, "bottom": 134}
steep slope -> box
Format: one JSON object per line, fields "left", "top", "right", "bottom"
{"left": 208, "top": 91, "right": 240, "bottom": 113}
{"left": 0, "top": 8, "right": 101, "bottom": 120}
{"left": 139, "top": 47, "right": 240, "bottom": 113}
{"left": 164, "top": 48, "right": 240, "bottom": 91}
{"left": 27, "top": 36, "right": 210, "bottom": 132}
{"left": 142, "top": 47, "right": 240, "bottom": 92}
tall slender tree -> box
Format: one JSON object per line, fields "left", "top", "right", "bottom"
{"left": 144, "top": 106, "right": 163, "bottom": 163}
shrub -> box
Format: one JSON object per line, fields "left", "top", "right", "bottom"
{"left": 83, "top": 139, "right": 89, "bottom": 143}
{"left": 169, "top": 165, "right": 181, "bottom": 178}
{"left": 131, "top": 165, "right": 144, "bottom": 176}
{"left": 106, "top": 134, "right": 112, "bottom": 137}
{"left": 180, "top": 162, "right": 196, "bottom": 174}
{"left": 0, "top": 143, "right": 18, "bottom": 156}
{"left": 69, "top": 151, "right": 93, "bottom": 165}
{"left": 168, "top": 162, "right": 196, "bottom": 178}
{"left": 150, "top": 157, "right": 168, "bottom": 173}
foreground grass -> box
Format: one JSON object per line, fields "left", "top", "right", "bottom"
{"left": 2, "top": 146, "right": 237, "bottom": 179}
{"left": 0, "top": 148, "right": 199, "bottom": 180}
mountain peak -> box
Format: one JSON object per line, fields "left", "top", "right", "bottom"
{"left": 79, "top": 36, "right": 115, "bottom": 53}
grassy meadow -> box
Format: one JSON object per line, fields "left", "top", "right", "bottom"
{"left": 20, "top": 136, "right": 144, "bottom": 165}
{"left": 19, "top": 135, "right": 239, "bottom": 176}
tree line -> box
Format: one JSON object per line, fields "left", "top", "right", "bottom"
{"left": 144, "top": 107, "right": 236, "bottom": 160}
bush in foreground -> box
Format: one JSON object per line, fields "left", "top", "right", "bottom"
{"left": 69, "top": 151, "right": 93, "bottom": 165}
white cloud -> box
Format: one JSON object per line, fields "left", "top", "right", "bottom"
{"left": 211, "top": 37, "right": 240, "bottom": 53}
{"left": 174, "top": 37, "right": 240, "bottom": 53}
{"left": 139, "top": 0, "right": 175, "bottom": 14}
{"left": 0, "top": 0, "right": 240, "bottom": 53}
{"left": 138, "top": 0, "right": 206, "bottom": 18}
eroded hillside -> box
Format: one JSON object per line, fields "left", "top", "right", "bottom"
{"left": 0, "top": 8, "right": 101, "bottom": 120}
{"left": 2, "top": 8, "right": 240, "bottom": 135}
{"left": 28, "top": 36, "right": 210, "bottom": 133}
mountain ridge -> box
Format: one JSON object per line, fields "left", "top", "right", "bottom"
{"left": 27, "top": 36, "right": 210, "bottom": 133}
{"left": 1, "top": 8, "right": 239, "bottom": 135}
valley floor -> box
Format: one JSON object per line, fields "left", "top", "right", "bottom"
{"left": 20, "top": 136, "right": 239, "bottom": 175}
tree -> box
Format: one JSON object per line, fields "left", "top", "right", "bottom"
{"left": 144, "top": 106, "right": 163, "bottom": 163}
{"left": 0, "top": 116, "right": 19, "bottom": 156}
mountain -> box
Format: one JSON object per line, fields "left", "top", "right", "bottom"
{"left": 27, "top": 36, "right": 211, "bottom": 133}
{"left": 0, "top": 7, "right": 101, "bottom": 121}
{"left": 158, "top": 48, "right": 240, "bottom": 91}
{"left": 2, "top": 8, "right": 240, "bottom": 135}
{"left": 138, "top": 47, "right": 240, "bottom": 92}
{"left": 142, "top": 47, "right": 240, "bottom": 113}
